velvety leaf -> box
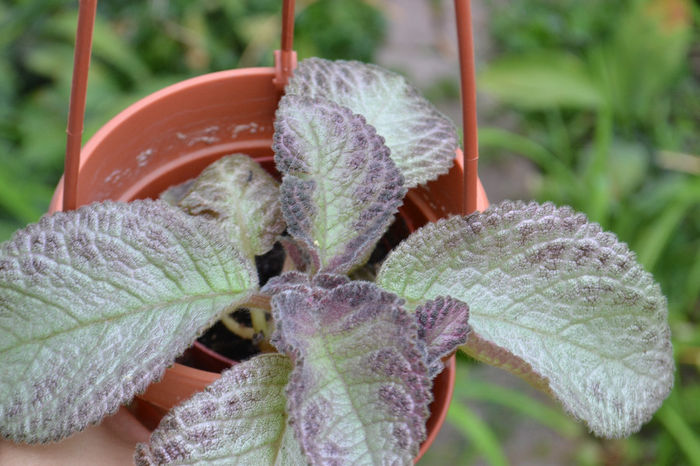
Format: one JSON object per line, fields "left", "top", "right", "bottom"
{"left": 175, "top": 154, "right": 285, "bottom": 258}
{"left": 377, "top": 201, "right": 673, "bottom": 438}
{"left": 270, "top": 277, "right": 431, "bottom": 464}
{"left": 286, "top": 58, "right": 458, "bottom": 187}
{"left": 0, "top": 200, "right": 257, "bottom": 443}
{"left": 135, "top": 354, "right": 305, "bottom": 466}
{"left": 261, "top": 272, "right": 352, "bottom": 303}
{"left": 415, "top": 296, "right": 471, "bottom": 378}
{"left": 273, "top": 94, "right": 405, "bottom": 274}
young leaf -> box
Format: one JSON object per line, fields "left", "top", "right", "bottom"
{"left": 286, "top": 58, "right": 458, "bottom": 187}
{"left": 377, "top": 201, "right": 673, "bottom": 438}
{"left": 135, "top": 354, "right": 305, "bottom": 466}
{"left": 0, "top": 200, "right": 258, "bottom": 443}
{"left": 273, "top": 95, "right": 405, "bottom": 274}
{"left": 171, "top": 154, "right": 285, "bottom": 259}
{"left": 270, "top": 276, "right": 431, "bottom": 464}
{"left": 159, "top": 178, "right": 194, "bottom": 206}
{"left": 415, "top": 296, "right": 471, "bottom": 378}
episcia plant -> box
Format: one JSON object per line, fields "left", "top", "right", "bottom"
{"left": 0, "top": 58, "right": 673, "bottom": 465}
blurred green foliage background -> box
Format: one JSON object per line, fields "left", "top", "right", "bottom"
{"left": 442, "top": 0, "right": 699, "bottom": 464}
{"left": 0, "top": 0, "right": 698, "bottom": 464}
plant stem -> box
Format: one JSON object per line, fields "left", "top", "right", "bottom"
{"left": 244, "top": 293, "right": 272, "bottom": 311}
{"left": 219, "top": 295, "right": 274, "bottom": 350}
{"left": 460, "top": 333, "right": 552, "bottom": 396}
{"left": 221, "top": 314, "right": 255, "bottom": 339}
{"left": 250, "top": 307, "right": 270, "bottom": 338}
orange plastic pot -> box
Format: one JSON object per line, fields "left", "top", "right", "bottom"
{"left": 48, "top": 67, "right": 488, "bottom": 461}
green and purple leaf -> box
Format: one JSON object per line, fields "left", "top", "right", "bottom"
{"left": 273, "top": 94, "right": 405, "bottom": 274}
{"left": 270, "top": 275, "right": 431, "bottom": 464}
{"left": 167, "top": 154, "right": 285, "bottom": 259}
{"left": 286, "top": 58, "right": 458, "bottom": 187}
{"left": 0, "top": 200, "right": 257, "bottom": 443}
{"left": 377, "top": 201, "right": 673, "bottom": 438}
{"left": 415, "top": 296, "right": 471, "bottom": 378}
{"left": 135, "top": 354, "right": 305, "bottom": 466}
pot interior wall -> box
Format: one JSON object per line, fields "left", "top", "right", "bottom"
{"left": 50, "top": 67, "right": 484, "bottom": 222}
{"left": 51, "top": 68, "right": 281, "bottom": 210}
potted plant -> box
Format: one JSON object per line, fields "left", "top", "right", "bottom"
{"left": 43, "top": 5, "right": 485, "bottom": 458}
{"left": 0, "top": 55, "right": 674, "bottom": 465}
{"left": 42, "top": 51, "right": 488, "bottom": 458}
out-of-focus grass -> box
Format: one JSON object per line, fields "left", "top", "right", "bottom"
{"left": 441, "top": 0, "right": 699, "bottom": 464}
{"left": 447, "top": 401, "right": 509, "bottom": 466}
{"left": 453, "top": 373, "right": 582, "bottom": 439}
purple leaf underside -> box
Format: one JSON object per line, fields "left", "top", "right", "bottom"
{"left": 415, "top": 296, "right": 470, "bottom": 378}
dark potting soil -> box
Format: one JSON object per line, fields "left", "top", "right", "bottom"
{"left": 368, "top": 211, "right": 411, "bottom": 268}
{"left": 185, "top": 215, "right": 410, "bottom": 368}
{"left": 194, "top": 320, "right": 259, "bottom": 362}
{"left": 254, "top": 240, "right": 286, "bottom": 286}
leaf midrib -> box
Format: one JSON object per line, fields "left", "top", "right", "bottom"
{"left": 388, "top": 240, "right": 658, "bottom": 375}
{"left": 0, "top": 288, "right": 247, "bottom": 355}
{"left": 472, "top": 309, "right": 660, "bottom": 377}
{"left": 307, "top": 333, "right": 383, "bottom": 463}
